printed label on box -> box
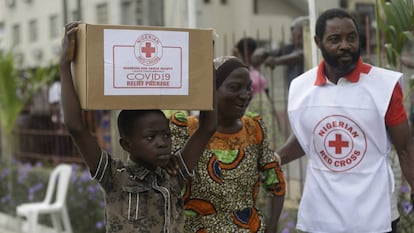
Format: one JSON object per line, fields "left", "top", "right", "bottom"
{"left": 104, "top": 29, "right": 189, "bottom": 95}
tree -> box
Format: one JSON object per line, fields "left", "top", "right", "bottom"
{"left": 0, "top": 51, "right": 56, "bottom": 191}
{"left": 376, "top": 1, "right": 414, "bottom": 232}
{"left": 377, "top": 0, "right": 414, "bottom": 69}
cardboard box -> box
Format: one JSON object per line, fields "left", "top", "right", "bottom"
{"left": 75, "top": 23, "right": 214, "bottom": 110}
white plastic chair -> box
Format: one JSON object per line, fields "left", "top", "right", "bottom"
{"left": 16, "top": 164, "right": 73, "bottom": 233}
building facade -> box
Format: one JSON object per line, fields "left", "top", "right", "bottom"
{"left": 0, "top": 0, "right": 328, "bottom": 69}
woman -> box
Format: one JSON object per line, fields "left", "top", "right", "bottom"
{"left": 170, "top": 56, "right": 285, "bottom": 232}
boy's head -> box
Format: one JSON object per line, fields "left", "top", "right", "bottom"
{"left": 117, "top": 110, "right": 172, "bottom": 170}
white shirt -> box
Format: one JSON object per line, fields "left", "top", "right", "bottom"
{"left": 288, "top": 60, "right": 402, "bottom": 233}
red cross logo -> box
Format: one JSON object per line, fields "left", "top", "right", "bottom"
{"left": 141, "top": 42, "right": 156, "bottom": 58}
{"left": 328, "top": 134, "right": 349, "bottom": 154}
{"left": 134, "top": 34, "right": 163, "bottom": 66}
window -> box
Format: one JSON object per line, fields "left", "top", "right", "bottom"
{"left": 0, "top": 22, "right": 4, "bottom": 35}
{"left": 121, "top": 1, "right": 134, "bottom": 25}
{"left": 72, "top": 10, "right": 80, "bottom": 21}
{"left": 12, "top": 24, "right": 20, "bottom": 45}
{"left": 135, "top": 0, "right": 144, "bottom": 25}
{"left": 29, "top": 19, "right": 38, "bottom": 42}
{"left": 355, "top": 3, "right": 375, "bottom": 52}
{"left": 96, "top": 3, "right": 109, "bottom": 24}
{"left": 49, "top": 15, "right": 59, "bottom": 39}
{"left": 253, "top": 0, "right": 258, "bottom": 14}
{"left": 0, "top": 22, "right": 4, "bottom": 51}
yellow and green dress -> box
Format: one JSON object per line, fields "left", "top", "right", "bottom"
{"left": 170, "top": 112, "right": 285, "bottom": 233}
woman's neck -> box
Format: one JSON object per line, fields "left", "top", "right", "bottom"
{"left": 217, "top": 118, "right": 242, "bottom": 134}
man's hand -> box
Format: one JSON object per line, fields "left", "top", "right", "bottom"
{"left": 264, "top": 56, "right": 278, "bottom": 69}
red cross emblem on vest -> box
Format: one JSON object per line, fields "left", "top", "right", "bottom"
{"left": 328, "top": 134, "right": 349, "bottom": 154}
{"left": 313, "top": 115, "right": 367, "bottom": 172}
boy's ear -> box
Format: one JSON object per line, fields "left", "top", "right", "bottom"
{"left": 119, "top": 137, "right": 132, "bottom": 153}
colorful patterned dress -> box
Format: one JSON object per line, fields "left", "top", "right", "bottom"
{"left": 170, "top": 112, "right": 285, "bottom": 233}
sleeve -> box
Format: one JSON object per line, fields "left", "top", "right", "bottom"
{"left": 90, "top": 150, "right": 118, "bottom": 193}
{"left": 255, "top": 117, "right": 286, "bottom": 197}
{"left": 170, "top": 111, "right": 191, "bottom": 153}
{"left": 385, "top": 83, "right": 407, "bottom": 127}
{"left": 170, "top": 112, "right": 199, "bottom": 182}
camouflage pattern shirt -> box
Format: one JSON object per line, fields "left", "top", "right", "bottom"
{"left": 91, "top": 151, "right": 184, "bottom": 233}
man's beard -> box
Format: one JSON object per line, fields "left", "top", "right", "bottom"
{"left": 320, "top": 45, "right": 360, "bottom": 77}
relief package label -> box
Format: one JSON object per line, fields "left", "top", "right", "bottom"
{"left": 103, "top": 29, "right": 189, "bottom": 95}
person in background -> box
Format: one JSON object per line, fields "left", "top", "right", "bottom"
{"left": 232, "top": 37, "right": 279, "bottom": 148}
{"left": 277, "top": 8, "right": 414, "bottom": 233}
{"left": 233, "top": 37, "right": 268, "bottom": 96}
{"left": 48, "top": 75, "right": 63, "bottom": 130}
{"left": 170, "top": 56, "right": 285, "bottom": 233}
{"left": 264, "top": 16, "right": 309, "bottom": 90}
{"left": 60, "top": 21, "right": 217, "bottom": 233}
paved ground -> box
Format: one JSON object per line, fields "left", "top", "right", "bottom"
{"left": 0, "top": 212, "right": 56, "bottom": 233}
{"left": 0, "top": 212, "right": 19, "bottom": 233}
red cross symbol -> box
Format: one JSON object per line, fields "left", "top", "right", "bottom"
{"left": 141, "top": 42, "right": 156, "bottom": 58}
{"left": 328, "top": 134, "right": 349, "bottom": 154}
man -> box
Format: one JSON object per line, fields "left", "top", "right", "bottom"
{"left": 401, "top": 56, "right": 414, "bottom": 134}
{"left": 277, "top": 8, "right": 414, "bottom": 233}
{"left": 264, "top": 16, "right": 308, "bottom": 89}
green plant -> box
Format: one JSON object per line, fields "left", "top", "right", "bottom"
{"left": 277, "top": 207, "right": 298, "bottom": 233}
{"left": 0, "top": 51, "right": 56, "bottom": 193}
{"left": 0, "top": 161, "right": 105, "bottom": 233}
{"left": 397, "top": 182, "right": 414, "bottom": 233}
{"left": 377, "top": 0, "right": 414, "bottom": 69}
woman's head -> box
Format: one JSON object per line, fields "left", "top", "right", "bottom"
{"left": 117, "top": 110, "right": 172, "bottom": 170}
{"left": 214, "top": 56, "right": 252, "bottom": 120}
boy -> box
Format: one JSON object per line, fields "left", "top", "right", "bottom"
{"left": 60, "top": 22, "right": 216, "bottom": 232}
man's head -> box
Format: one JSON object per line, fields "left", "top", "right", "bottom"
{"left": 118, "top": 110, "right": 172, "bottom": 170}
{"left": 314, "top": 8, "right": 361, "bottom": 78}
{"left": 290, "top": 16, "right": 309, "bottom": 49}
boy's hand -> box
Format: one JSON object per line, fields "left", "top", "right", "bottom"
{"left": 163, "top": 154, "right": 179, "bottom": 176}
{"left": 61, "top": 21, "right": 81, "bottom": 64}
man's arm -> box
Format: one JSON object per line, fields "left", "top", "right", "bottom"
{"left": 60, "top": 22, "right": 102, "bottom": 174}
{"left": 264, "top": 49, "right": 303, "bottom": 70}
{"left": 389, "top": 120, "right": 414, "bottom": 190}
{"left": 277, "top": 134, "right": 306, "bottom": 165}
{"left": 266, "top": 195, "right": 284, "bottom": 233}
{"left": 401, "top": 56, "right": 414, "bottom": 69}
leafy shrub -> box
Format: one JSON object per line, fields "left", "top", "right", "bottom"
{"left": 397, "top": 183, "right": 414, "bottom": 233}
{"left": 0, "top": 159, "right": 105, "bottom": 233}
